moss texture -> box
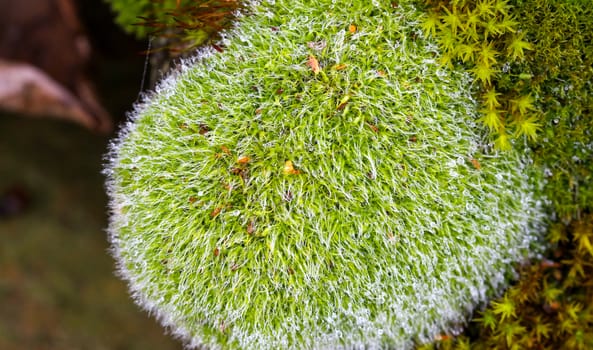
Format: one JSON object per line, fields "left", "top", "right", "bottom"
{"left": 105, "top": 0, "right": 546, "bottom": 349}
{"left": 420, "top": 0, "right": 593, "bottom": 348}
{"left": 419, "top": 0, "right": 593, "bottom": 218}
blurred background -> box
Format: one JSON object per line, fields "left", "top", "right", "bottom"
{"left": 0, "top": 0, "right": 182, "bottom": 348}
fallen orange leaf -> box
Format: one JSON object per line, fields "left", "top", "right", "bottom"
{"left": 283, "top": 160, "right": 300, "bottom": 175}
{"left": 210, "top": 207, "right": 222, "bottom": 217}
{"left": 307, "top": 55, "right": 320, "bottom": 74}
{"left": 237, "top": 156, "right": 250, "bottom": 164}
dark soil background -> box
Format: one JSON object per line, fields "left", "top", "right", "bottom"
{"left": 0, "top": 1, "right": 182, "bottom": 349}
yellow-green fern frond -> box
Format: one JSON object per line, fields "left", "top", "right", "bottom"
{"left": 441, "top": 5, "right": 464, "bottom": 35}
{"left": 491, "top": 295, "right": 516, "bottom": 321}
{"left": 439, "top": 52, "right": 456, "bottom": 68}
{"left": 481, "top": 18, "right": 506, "bottom": 39}
{"left": 463, "top": 8, "right": 481, "bottom": 36}
{"left": 533, "top": 317, "right": 551, "bottom": 342}
{"left": 455, "top": 44, "right": 475, "bottom": 62}
{"left": 475, "top": 0, "right": 495, "bottom": 18}
{"left": 493, "top": 0, "right": 511, "bottom": 17}
{"left": 437, "top": 30, "right": 459, "bottom": 54}
{"left": 494, "top": 16, "right": 518, "bottom": 35}
{"left": 494, "top": 132, "right": 512, "bottom": 150}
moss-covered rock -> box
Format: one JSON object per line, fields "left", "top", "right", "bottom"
{"left": 105, "top": 1, "right": 545, "bottom": 348}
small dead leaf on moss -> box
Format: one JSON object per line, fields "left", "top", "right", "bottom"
{"left": 434, "top": 334, "right": 452, "bottom": 341}
{"left": 367, "top": 123, "right": 379, "bottom": 133}
{"left": 237, "top": 156, "right": 250, "bottom": 164}
{"left": 307, "top": 55, "right": 320, "bottom": 74}
{"left": 540, "top": 260, "right": 561, "bottom": 269}
{"left": 283, "top": 160, "right": 300, "bottom": 175}
{"left": 247, "top": 221, "right": 255, "bottom": 235}
{"left": 336, "top": 95, "right": 350, "bottom": 110}
{"left": 210, "top": 207, "right": 222, "bottom": 218}
{"left": 198, "top": 124, "right": 210, "bottom": 135}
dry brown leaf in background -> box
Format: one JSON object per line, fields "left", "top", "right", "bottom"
{"left": 0, "top": 0, "right": 112, "bottom": 133}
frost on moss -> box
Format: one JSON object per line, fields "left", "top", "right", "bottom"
{"left": 105, "top": 0, "right": 545, "bottom": 349}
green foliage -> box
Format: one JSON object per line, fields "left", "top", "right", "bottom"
{"left": 420, "top": 0, "right": 593, "bottom": 217}
{"left": 429, "top": 214, "right": 593, "bottom": 350}
{"left": 416, "top": 0, "right": 593, "bottom": 349}
{"left": 105, "top": 0, "right": 545, "bottom": 348}
{"left": 419, "top": 0, "right": 541, "bottom": 150}
{"left": 512, "top": 0, "right": 593, "bottom": 220}
{"left": 105, "top": 0, "right": 240, "bottom": 51}
{"left": 105, "top": 0, "right": 181, "bottom": 38}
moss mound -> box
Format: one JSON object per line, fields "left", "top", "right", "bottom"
{"left": 105, "top": 1, "right": 544, "bottom": 348}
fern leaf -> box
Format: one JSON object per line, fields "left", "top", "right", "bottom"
{"left": 533, "top": 317, "right": 551, "bottom": 342}
{"left": 441, "top": 5, "right": 463, "bottom": 36}
{"left": 455, "top": 44, "right": 475, "bottom": 62}
{"left": 437, "top": 28, "right": 458, "bottom": 53}
{"left": 493, "top": 0, "right": 511, "bottom": 17}
{"left": 478, "top": 41, "right": 499, "bottom": 67}
{"left": 494, "top": 132, "right": 512, "bottom": 150}
{"left": 474, "top": 309, "right": 497, "bottom": 331}
{"left": 463, "top": 8, "right": 481, "bottom": 36}
{"left": 475, "top": 0, "right": 495, "bottom": 17}
{"left": 491, "top": 295, "right": 516, "bottom": 321}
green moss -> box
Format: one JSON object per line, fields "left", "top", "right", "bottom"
{"left": 105, "top": 0, "right": 180, "bottom": 39}
{"left": 419, "top": 0, "right": 536, "bottom": 150}
{"left": 105, "top": 0, "right": 545, "bottom": 348}
{"left": 511, "top": 0, "right": 593, "bottom": 219}
{"left": 420, "top": 0, "right": 593, "bottom": 218}
{"left": 104, "top": 0, "right": 240, "bottom": 50}
{"left": 419, "top": 0, "right": 593, "bottom": 348}
{"left": 426, "top": 214, "right": 593, "bottom": 350}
